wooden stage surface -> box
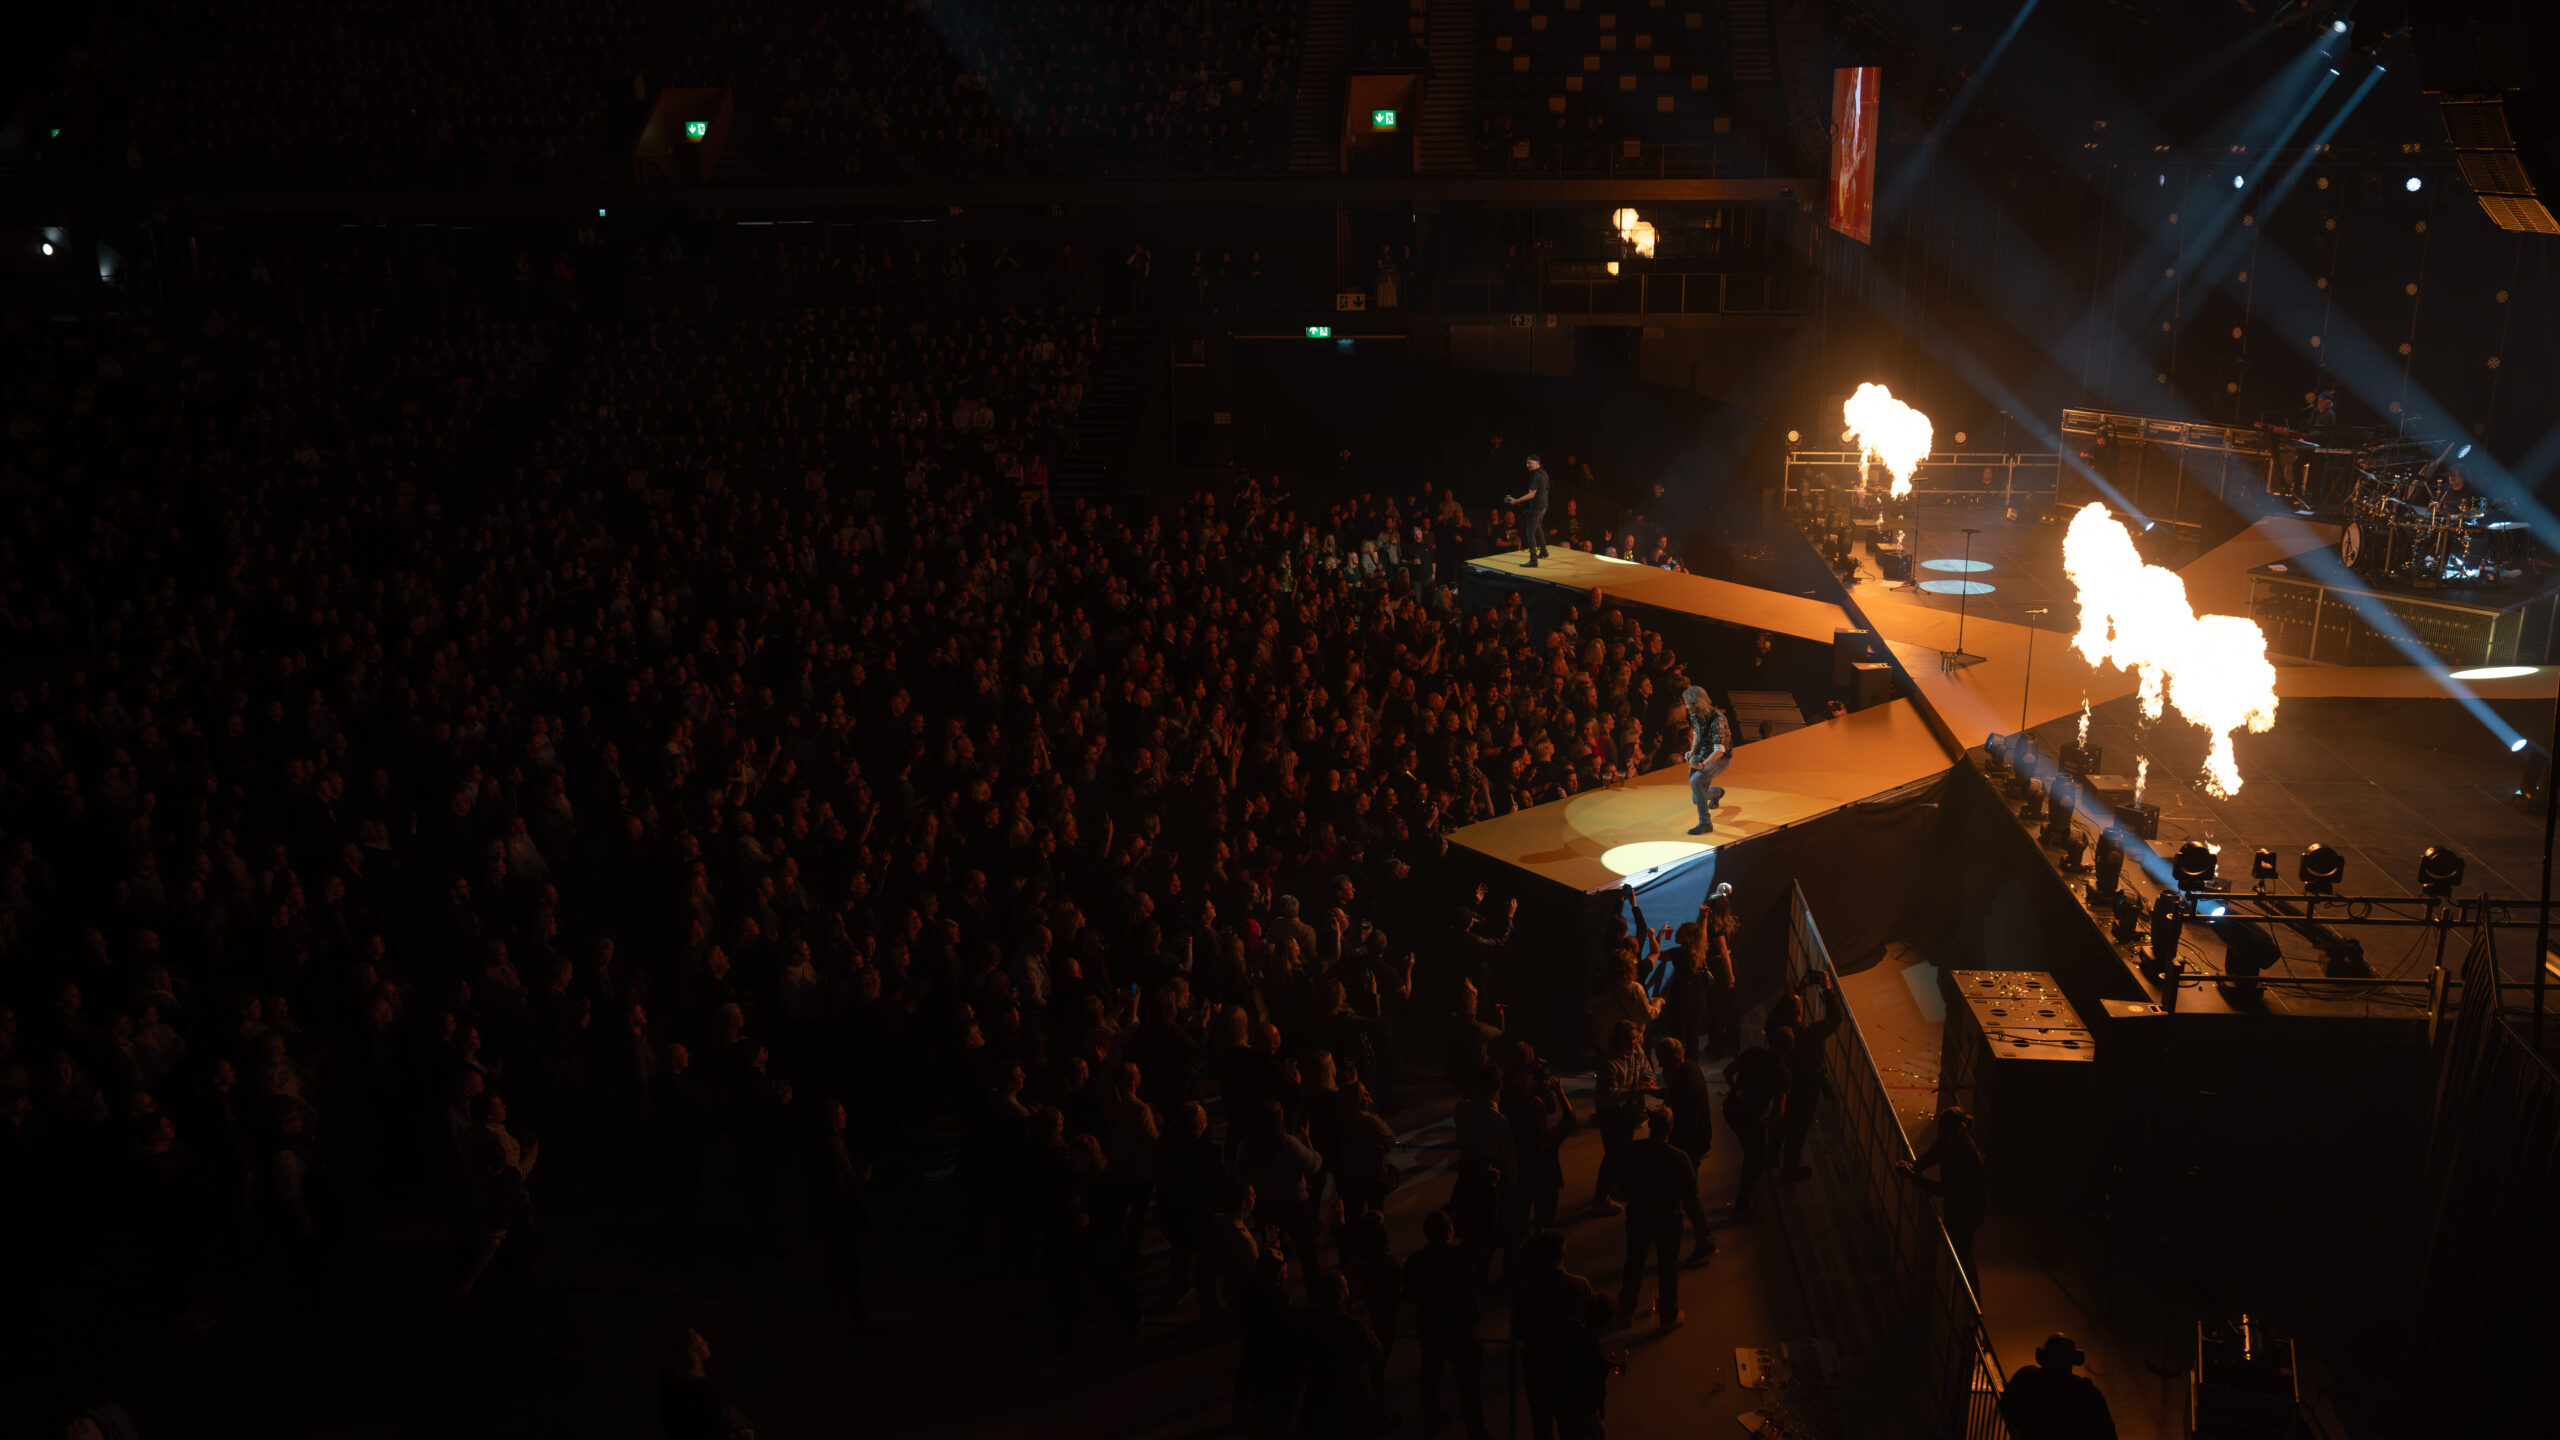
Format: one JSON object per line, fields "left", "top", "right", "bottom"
{"left": 1447, "top": 697, "right": 1954, "bottom": 894}
{"left": 1452, "top": 525, "right": 2552, "bottom": 892}
{"left": 1462, "top": 547, "right": 1857, "bottom": 644}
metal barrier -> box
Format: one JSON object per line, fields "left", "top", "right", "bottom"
{"left": 1786, "top": 883, "right": 2011, "bottom": 1440}
{"left": 1782, "top": 450, "right": 2062, "bottom": 514}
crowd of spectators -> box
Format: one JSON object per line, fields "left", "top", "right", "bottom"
{"left": 538, "top": 292, "right": 1101, "bottom": 500}
{"left": 760, "top": 0, "right": 1302, "bottom": 177}
{"left": 47, "top": 0, "right": 643, "bottom": 184}
{"left": 0, "top": 224, "right": 1754, "bottom": 1435}
{"left": 26, "top": 0, "right": 1301, "bottom": 186}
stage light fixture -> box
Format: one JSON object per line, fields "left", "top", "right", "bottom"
{"left": 2232, "top": 175, "right": 2246, "bottom": 190}
{"left": 2417, "top": 846, "right": 2465, "bottom": 897}
{"left": 2297, "top": 843, "right": 2343, "bottom": 894}
{"left": 2457, "top": 444, "right": 2472, "bottom": 459}
{"left": 2405, "top": 176, "right": 2422, "bottom": 192}
{"left": 2092, "top": 827, "right": 2125, "bottom": 900}
{"left": 2332, "top": 18, "right": 2348, "bottom": 31}
{"left": 2173, "top": 841, "right": 2218, "bottom": 892}
{"left": 2513, "top": 737, "right": 2531, "bottom": 753}
{"left": 1786, "top": 429, "right": 1800, "bottom": 443}
{"left": 2252, "top": 848, "right": 2278, "bottom": 881}
{"left": 2147, "top": 890, "right": 2187, "bottom": 995}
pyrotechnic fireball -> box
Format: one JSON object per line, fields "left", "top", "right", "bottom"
{"left": 2064, "top": 503, "right": 2277, "bottom": 797}
{"left": 1611, "top": 209, "right": 1658, "bottom": 258}
{"left": 1842, "top": 383, "right": 1932, "bottom": 499}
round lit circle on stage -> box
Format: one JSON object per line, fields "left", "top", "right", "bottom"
{"left": 1917, "top": 579, "right": 1996, "bottom": 596}
{"left": 1598, "top": 840, "right": 1715, "bottom": 876}
{"left": 1920, "top": 558, "right": 1993, "bottom": 573}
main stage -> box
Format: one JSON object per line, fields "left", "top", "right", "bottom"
{"left": 1450, "top": 518, "right": 2560, "bottom": 1027}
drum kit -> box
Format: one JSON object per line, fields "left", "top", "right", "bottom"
{"left": 2340, "top": 469, "right": 2531, "bottom": 587}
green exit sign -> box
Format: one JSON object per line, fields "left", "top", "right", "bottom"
{"left": 685, "top": 120, "right": 709, "bottom": 140}
{"left": 1372, "top": 109, "right": 1398, "bottom": 130}
{"left": 1306, "top": 325, "right": 1332, "bottom": 339}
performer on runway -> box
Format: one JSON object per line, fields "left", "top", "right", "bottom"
{"left": 1681, "top": 687, "right": 1729, "bottom": 836}
{"left": 1504, "top": 454, "right": 1552, "bottom": 568}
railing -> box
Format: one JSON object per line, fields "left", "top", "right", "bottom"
{"left": 1468, "top": 139, "right": 1783, "bottom": 179}
{"left": 1787, "top": 883, "right": 2011, "bottom": 1440}
{"left": 1782, "top": 450, "right": 2062, "bottom": 513}
{"left": 673, "top": 137, "right": 1779, "bottom": 183}
{"left": 1418, "top": 268, "right": 1815, "bottom": 317}
{"left": 2055, "top": 407, "right": 2283, "bottom": 524}
{"left": 2405, "top": 912, "right": 2560, "bottom": 1431}
{"left": 625, "top": 268, "right": 1103, "bottom": 317}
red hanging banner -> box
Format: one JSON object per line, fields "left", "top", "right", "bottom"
{"left": 1828, "top": 66, "right": 1881, "bottom": 245}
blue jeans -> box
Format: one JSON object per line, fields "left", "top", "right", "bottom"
{"left": 1689, "top": 755, "right": 1728, "bottom": 822}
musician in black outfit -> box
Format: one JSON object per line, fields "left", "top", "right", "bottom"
{"left": 1682, "top": 687, "right": 1730, "bottom": 836}
{"left": 1504, "top": 454, "right": 1552, "bottom": 568}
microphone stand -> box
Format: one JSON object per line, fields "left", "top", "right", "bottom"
{"left": 1942, "top": 526, "right": 1985, "bottom": 670}
{"left": 2019, "top": 607, "right": 2050, "bottom": 734}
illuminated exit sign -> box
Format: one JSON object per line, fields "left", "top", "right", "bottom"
{"left": 685, "top": 120, "right": 709, "bottom": 140}
{"left": 1305, "top": 325, "right": 1332, "bottom": 339}
{"left": 1372, "top": 109, "right": 1398, "bottom": 130}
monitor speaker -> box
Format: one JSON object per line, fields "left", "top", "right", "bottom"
{"left": 1832, "top": 628, "right": 1883, "bottom": 684}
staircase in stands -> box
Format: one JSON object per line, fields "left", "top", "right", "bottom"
{"left": 1289, "top": 0, "right": 1356, "bottom": 172}
{"left": 1417, "top": 0, "right": 1478, "bottom": 172}
{"left": 1054, "top": 320, "right": 1158, "bottom": 499}
{"left": 711, "top": 103, "right": 770, "bottom": 182}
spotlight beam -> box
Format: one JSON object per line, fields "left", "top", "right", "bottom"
{"left": 1872, "top": 13, "right": 2536, "bottom": 759}
{"left": 2250, "top": 65, "right": 2385, "bottom": 221}
{"left": 2128, "top": 34, "right": 2346, "bottom": 323}
{"left": 1850, "top": 167, "right": 2530, "bottom": 757}
{"left": 2500, "top": 415, "right": 2560, "bottom": 493}
{"left": 1879, "top": 0, "right": 2042, "bottom": 224}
